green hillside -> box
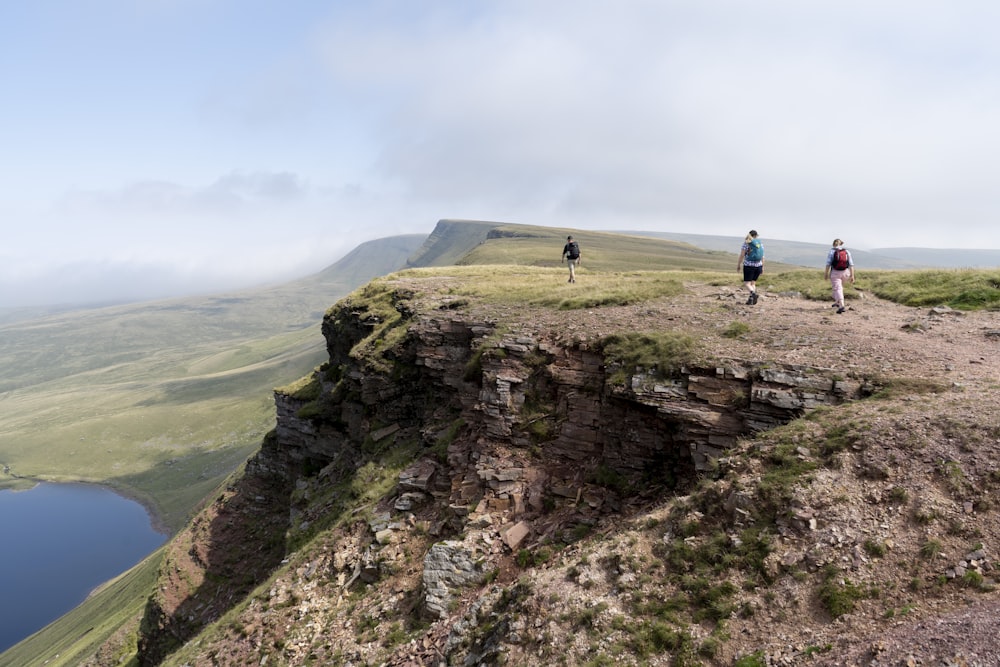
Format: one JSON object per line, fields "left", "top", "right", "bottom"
{"left": 0, "top": 234, "right": 425, "bottom": 527}
{"left": 461, "top": 224, "right": 740, "bottom": 271}
{"left": 405, "top": 218, "right": 499, "bottom": 267}
{"left": 316, "top": 234, "right": 428, "bottom": 286}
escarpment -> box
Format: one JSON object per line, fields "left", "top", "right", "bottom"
{"left": 263, "top": 283, "right": 861, "bottom": 492}
{"left": 135, "top": 277, "right": 865, "bottom": 664}
{"left": 126, "top": 271, "right": 1000, "bottom": 666}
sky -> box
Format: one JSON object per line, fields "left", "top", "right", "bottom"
{"left": 2, "top": 0, "right": 999, "bottom": 307}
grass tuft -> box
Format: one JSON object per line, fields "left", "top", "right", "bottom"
{"left": 600, "top": 331, "right": 700, "bottom": 378}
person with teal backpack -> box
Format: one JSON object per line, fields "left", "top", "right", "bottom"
{"left": 737, "top": 230, "right": 764, "bottom": 305}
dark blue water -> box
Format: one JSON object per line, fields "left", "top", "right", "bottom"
{"left": 0, "top": 482, "right": 167, "bottom": 652}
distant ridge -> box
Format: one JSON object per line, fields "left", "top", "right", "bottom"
{"left": 410, "top": 220, "right": 990, "bottom": 274}
{"left": 405, "top": 219, "right": 500, "bottom": 268}
{"left": 407, "top": 219, "right": 800, "bottom": 273}
{"left": 626, "top": 230, "right": 1000, "bottom": 270}
{"left": 313, "top": 234, "right": 426, "bottom": 287}
{"left": 869, "top": 247, "right": 1000, "bottom": 269}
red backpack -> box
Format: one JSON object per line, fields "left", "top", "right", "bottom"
{"left": 832, "top": 248, "right": 850, "bottom": 270}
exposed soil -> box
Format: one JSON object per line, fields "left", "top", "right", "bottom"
{"left": 477, "top": 280, "right": 1000, "bottom": 387}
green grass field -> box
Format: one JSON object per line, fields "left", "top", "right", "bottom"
{"left": 0, "top": 306, "right": 326, "bottom": 529}
{"left": 0, "top": 236, "right": 423, "bottom": 528}
{"left": 458, "top": 225, "right": 745, "bottom": 272}
{"left": 755, "top": 268, "right": 1000, "bottom": 309}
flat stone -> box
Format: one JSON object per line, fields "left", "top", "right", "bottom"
{"left": 501, "top": 521, "right": 531, "bottom": 550}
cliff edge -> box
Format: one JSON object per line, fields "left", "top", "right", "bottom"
{"left": 136, "top": 267, "right": 1000, "bottom": 666}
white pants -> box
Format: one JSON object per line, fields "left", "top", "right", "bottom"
{"left": 830, "top": 269, "right": 849, "bottom": 305}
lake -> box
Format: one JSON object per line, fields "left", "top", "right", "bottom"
{"left": 0, "top": 482, "right": 167, "bottom": 653}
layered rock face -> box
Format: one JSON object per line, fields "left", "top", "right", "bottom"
{"left": 256, "top": 291, "right": 860, "bottom": 615}
{"left": 128, "top": 274, "right": 1000, "bottom": 666}
{"left": 135, "top": 284, "right": 864, "bottom": 662}
{"left": 266, "top": 295, "right": 860, "bottom": 488}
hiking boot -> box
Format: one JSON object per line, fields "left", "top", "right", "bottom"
{"left": 751, "top": 292, "right": 759, "bottom": 305}
{"left": 745, "top": 295, "right": 753, "bottom": 305}
{"left": 836, "top": 306, "right": 846, "bottom": 314}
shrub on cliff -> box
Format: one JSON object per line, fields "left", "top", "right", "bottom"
{"left": 599, "top": 331, "right": 699, "bottom": 381}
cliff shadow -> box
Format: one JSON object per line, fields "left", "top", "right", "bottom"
{"left": 136, "top": 438, "right": 292, "bottom": 666}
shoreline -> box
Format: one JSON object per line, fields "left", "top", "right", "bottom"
{"left": 101, "top": 481, "right": 172, "bottom": 537}
{"left": 0, "top": 475, "right": 172, "bottom": 537}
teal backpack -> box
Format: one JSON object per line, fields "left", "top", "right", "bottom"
{"left": 746, "top": 239, "right": 764, "bottom": 262}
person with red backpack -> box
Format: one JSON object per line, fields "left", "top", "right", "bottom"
{"left": 824, "top": 238, "right": 855, "bottom": 314}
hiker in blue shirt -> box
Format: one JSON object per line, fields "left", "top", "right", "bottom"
{"left": 737, "top": 230, "right": 764, "bottom": 305}
{"left": 825, "top": 238, "right": 855, "bottom": 314}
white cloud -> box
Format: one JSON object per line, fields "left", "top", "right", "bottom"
{"left": 3, "top": 1, "right": 1000, "bottom": 307}
{"left": 311, "top": 0, "right": 1000, "bottom": 247}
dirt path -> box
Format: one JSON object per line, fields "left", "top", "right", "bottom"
{"left": 495, "top": 281, "right": 1000, "bottom": 389}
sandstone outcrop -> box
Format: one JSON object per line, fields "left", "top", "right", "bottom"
{"left": 134, "top": 275, "right": 1000, "bottom": 666}
{"left": 252, "top": 284, "right": 860, "bottom": 623}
